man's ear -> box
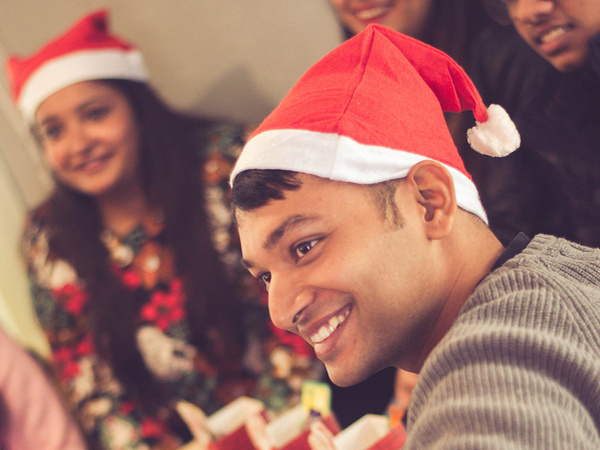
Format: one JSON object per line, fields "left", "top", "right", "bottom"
{"left": 405, "top": 160, "right": 457, "bottom": 239}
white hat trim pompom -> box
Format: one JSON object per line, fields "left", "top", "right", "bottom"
{"left": 467, "top": 104, "right": 520, "bottom": 157}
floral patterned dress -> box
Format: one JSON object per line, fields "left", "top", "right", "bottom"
{"left": 22, "top": 122, "right": 323, "bottom": 448}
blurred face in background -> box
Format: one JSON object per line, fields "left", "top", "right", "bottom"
{"left": 35, "top": 81, "right": 142, "bottom": 200}
{"left": 504, "top": 0, "right": 600, "bottom": 72}
{"left": 329, "top": 0, "right": 434, "bottom": 38}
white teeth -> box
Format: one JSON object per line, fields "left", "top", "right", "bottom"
{"left": 78, "top": 156, "right": 104, "bottom": 170}
{"left": 310, "top": 309, "right": 350, "bottom": 344}
{"left": 355, "top": 6, "right": 390, "bottom": 21}
{"left": 540, "top": 27, "right": 566, "bottom": 44}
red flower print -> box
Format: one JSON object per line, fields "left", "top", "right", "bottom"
{"left": 52, "top": 334, "right": 96, "bottom": 381}
{"left": 139, "top": 278, "right": 186, "bottom": 331}
{"left": 141, "top": 417, "right": 166, "bottom": 438}
{"left": 120, "top": 269, "right": 142, "bottom": 290}
{"left": 77, "top": 335, "right": 94, "bottom": 356}
{"left": 53, "top": 283, "right": 88, "bottom": 315}
{"left": 119, "top": 400, "right": 136, "bottom": 415}
{"left": 61, "top": 361, "right": 80, "bottom": 380}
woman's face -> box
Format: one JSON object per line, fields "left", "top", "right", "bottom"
{"left": 34, "top": 81, "right": 142, "bottom": 199}
{"left": 329, "top": 0, "right": 434, "bottom": 38}
{"left": 505, "top": 0, "right": 600, "bottom": 72}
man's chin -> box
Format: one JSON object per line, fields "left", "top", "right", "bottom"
{"left": 325, "top": 365, "right": 371, "bottom": 387}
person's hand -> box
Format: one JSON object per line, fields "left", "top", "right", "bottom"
{"left": 394, "top": 369, "right": 418, "bottom": 413}
{"left": 175, "top": 401, "right": 214, "bottom": 448}
{"left": 245, "top": 413, "right": 274, "bottom": 450}
{"left": 307, "top": 420, "right": 336, "bottom": 450}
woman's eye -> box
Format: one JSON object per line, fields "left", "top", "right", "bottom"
{"left": 293, "top": 239, "right": 318, "bottom": 259}
{"left": 40, "top": 125, "right": 62, "bottom": 141}
{"left": 85, "top": 106, "right": 109, "bottom": 121}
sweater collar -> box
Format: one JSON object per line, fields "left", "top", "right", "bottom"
{"left": 491, "top": 232, "right": 531, "bottom": 272}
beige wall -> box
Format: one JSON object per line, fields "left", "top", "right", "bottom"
{"left": 0, "top": 0, "right": 342, "bottom": 354}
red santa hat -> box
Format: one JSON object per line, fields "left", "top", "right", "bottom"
{"left": 230, "top": 24, "right": 520, "bottom": 224}
{"left": 5, "top": 9, "right": 149, "bottom": 123}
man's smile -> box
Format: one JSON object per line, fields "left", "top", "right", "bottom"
{"left": 309, "top": 306, "right": 351, "bottom": 345}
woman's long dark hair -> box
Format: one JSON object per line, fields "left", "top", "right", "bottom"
{"left": 421, "top": 0, "right": 494, "bottom": 71}
{"left": 37, "top": 79, "right": 243, "bottom": 410}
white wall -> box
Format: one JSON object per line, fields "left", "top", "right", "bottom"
{"left": 0, "top": 0, "right": 343, "bottom": 353}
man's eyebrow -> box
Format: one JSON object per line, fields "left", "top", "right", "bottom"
{"left": 263, "top": 214, "right": 320, "bottom": 250}
{"left": 241, "top": 214, "right": 320, "bottom": 270}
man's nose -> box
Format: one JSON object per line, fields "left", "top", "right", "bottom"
{"left": 267, "top": 274, "right": 313, "bottom": 331}
{"left": 510, "top": 0, "right": 555, "bottom": 25}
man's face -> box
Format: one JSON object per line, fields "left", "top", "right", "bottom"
{"left": 505, "top": 0, "right": 600, "bottom": 72}
{"left": 237, "top": 174, "right": 445, "bottom": 386}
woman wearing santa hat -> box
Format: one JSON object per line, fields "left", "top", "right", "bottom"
{"left": 5, "top": 9, "right": 321, "bottom": 448}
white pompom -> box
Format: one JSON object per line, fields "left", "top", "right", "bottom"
{"left": 467, "top": 104, "right": 521, "bottom": 157}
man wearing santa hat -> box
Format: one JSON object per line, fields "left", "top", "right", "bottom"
{"left": 230, "top": 24, "right": 600, "bottom": 447}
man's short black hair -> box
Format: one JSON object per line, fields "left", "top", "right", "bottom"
{"left": 231, "top": 170, "right": 302, "bottom": 211}
{"left": 231, "top": 169, "right": 404, "bottom": 227}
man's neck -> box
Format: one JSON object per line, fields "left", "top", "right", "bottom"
{"left": 410, "top": 223, "right": 504, "bottom": 372}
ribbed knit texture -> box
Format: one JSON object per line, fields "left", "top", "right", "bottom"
{"left": 406, "top": 235, "right": 600, "bottom": 449}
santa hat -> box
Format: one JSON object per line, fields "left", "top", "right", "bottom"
{"left": 6, "top": 9, "right": 149, "bottom": 123}
{"left": 230, "top": 24, "right": 520, "bottom": 224}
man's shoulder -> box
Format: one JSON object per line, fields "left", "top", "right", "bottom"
{"left": 416, "top": 234, "right": 600, "bottom": 395}
{"left": 432, "top": 233, "right": 600, "bottom": 355}
{"left": 475, "top": 234, "right": 600, "bottom": 297}
{"left": 431, "top": 234, "right": 600, "bottom": 362}
{"left": 409, "top": 260, "right": 600, "bottom": 448}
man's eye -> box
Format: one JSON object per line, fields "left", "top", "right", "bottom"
{"left": 259, "top": 272, "right": 271, "bottom": 290}
{"left": 293, "top": 239, "right": 318, "bottom": 259}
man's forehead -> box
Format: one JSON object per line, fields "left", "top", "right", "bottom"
{"left": 237, "top": 206, "right": 323, "bottom": 238}
{"left": 235, "top": 175, "right": 347, "bottom": 237}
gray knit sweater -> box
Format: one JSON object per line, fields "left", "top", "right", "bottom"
{"left": 406, "top": 234, "right": 600, "bottom": 449}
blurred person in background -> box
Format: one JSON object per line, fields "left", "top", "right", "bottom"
{"left": 6, "top": 9, "right": 323, "bottom": 448}
{"left": 0, "top": 326, "right": 87, "bottom": 449}
{"left": 469, "top": 0, "right": 600, "bottom": 246}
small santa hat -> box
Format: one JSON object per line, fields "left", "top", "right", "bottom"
{"left": 6, "top": 9, "right": 149, "bottom": 123}
{"left": 230, "top": 24, "right": 520, "bottom": 224}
